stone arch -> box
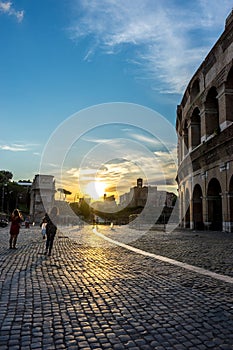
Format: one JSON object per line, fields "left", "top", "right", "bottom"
{"left": 190, "top": 79, "right": 200, "bottom": 102}
{"left": 192, "top": 184, "right": 203, "bottom": 230}
{"left": 185, "top": 188, "right": 190, "bottom": 228}
{"left": 205, "top": 87, "right": 219, "bottom": 136}
{"left": 229, "top": 175, "right": 233, "bottom": 232}
{"left": 190, "top": 107, "right": 201, "bottom": 148}
{"left": 225, "top": 66, "right": 233, "bottom": 122}
{"left": 207, "top": 178, "right": 222, "bottom": 231}
{"left": 225, "top": 66, "right": 233, "bottom": 88}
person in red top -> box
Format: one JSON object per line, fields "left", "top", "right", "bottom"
{"left": 9, "top": 209, "right": 23, "bottom": 249}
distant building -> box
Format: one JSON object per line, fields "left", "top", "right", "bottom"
{"left": 93, "top": 193, "right": 117, "bottom": 212}
{"left": 30, "top": 174, "right": 56, "bottom": 223}
{"left": 17, "top": 181, "right": 32, "bottom": 187}
{"left": 120, "top": 178, "right": 148, "bottom": 207}
{"left": 103, "top": 193, "right": 115, "bottom": 202}
{"left": 30, "top": 174, "right": 80, "bottom": 224}
{"left": 119, "top": 178, "right": 171, "bottom": 209}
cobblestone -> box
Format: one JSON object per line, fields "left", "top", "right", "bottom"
{"left": 0, "top": 225, "right": 233, "bottom": 349}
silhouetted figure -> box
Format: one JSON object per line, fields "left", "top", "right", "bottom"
{"left": 41, "top": 207, "right": 58, "bottom": 256}
{"left": 25, "top": 216, "right": 30, "bottom": 228}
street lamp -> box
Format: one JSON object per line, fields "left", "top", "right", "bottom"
{"left": 7, "top": 190, "right": 13, "bottom": 214}
{"left": 15, "top": 193, "right": 22, "bottom": 209}
{"left": 73, "top": 193, "right": 79, "bottom": 203}
{"left": 1, "top": 184, "right": 7, "bottom": 212}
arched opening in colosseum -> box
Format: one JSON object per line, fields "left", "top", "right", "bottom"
{"left": 192, "top": 184, "right": 203, "bottom": 230}
{"left": 207, "top": 178, "right": 222, "bottom": 231}
{"left": 190, "top": 79, "right": 200, "bottom": 102}
{"left": 184, "top": 188, "right": 190, "bottom": 228}
{"left": 225, "top": 66, "right": 233, "bottom": 122}
{"left": 190, "top": 108, "right": 201, "bottom": 149}
{"left": 229, "top": 175, "right": 233, "bottom": 232}
{"left": 205, "top": 87, "right": 219, "bottom": 136}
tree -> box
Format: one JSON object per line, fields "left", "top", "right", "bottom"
{"left": 0, "top": 170, "right": 13, "bottom": 185}
{"left": 6, "top": 182, "right": 29, "bottom": 214}
{"left": 0, "top": 170, "right": 31, "bottom": 214}
{"left": 57, "top": 188, "right": 72, "bottom": 200}
{"left": 79, "top": 199, "right": 92, "bottom": 221}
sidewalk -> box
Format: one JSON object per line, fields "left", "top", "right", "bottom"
{"left": 0, "top": 225, "right": 233, "bottom": 349}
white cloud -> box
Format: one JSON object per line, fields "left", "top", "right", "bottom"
{"left": 69, "top": 0, "right": 232, "bottom": 94}
{"left": 0, "top": 142, "right": 40, "bottom": 152}
{"left": 0, "top": 1, "right": 24, "bottom": 22}
{"left": 62, "top": 145, "right": 178, "bottom": 199}
{"left": 66, "top": 167, "right": 79, "bottom": 178}
{"left": 0, "top": 143, "right": 27, "bottom": 151}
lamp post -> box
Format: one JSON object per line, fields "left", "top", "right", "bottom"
{"left": 7, "top": 191, "right": 13, "bottom": 214}
{"left": 73, "top": 193, "right": 79, "bottom": 203}
{"left": 15, "top": 193, "right": 22, "bottom": 209}
{"left": 1, "top": 184, "right": 7, "bottom": 212}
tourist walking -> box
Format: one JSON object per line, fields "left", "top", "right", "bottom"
{"left": 25, "top": 216, "right": 30, "bottom": 228}
{"left": 9, "top": 209, "right": 23, "bottom": 249}
{"left": 41, "top": 207, "right": 58, "bottom": 256}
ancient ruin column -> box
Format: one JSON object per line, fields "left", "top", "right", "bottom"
{"left": 219, "top": 162, "right": 230, "bottom": 231}
{"left": 221, "top": 191, "right": 230, "bottom": 231}
{"left": 218, "top": 85, "right": 233, "bottom": 129}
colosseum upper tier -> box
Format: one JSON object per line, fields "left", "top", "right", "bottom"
{"left": 176, "top": 11, "right": 233, "bottom": 232}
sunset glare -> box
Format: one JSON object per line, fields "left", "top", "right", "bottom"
{"left": 85, "top": 181, "right": 106, "bottom": 200}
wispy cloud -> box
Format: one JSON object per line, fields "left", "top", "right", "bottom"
{"left": 0, "top": 1, "right": 24, "bottom": 22}
{"left": 69, "top": 0, "right": 232, "bottom": 94}
{"left": 80, "top": 124, "right": 175, "bottom": 152}
{"left": 0, "top": 143, "right": 28, "bottom": 151}
{"left": 125, "top": 131, "right": 174, "bottom": 152}
{"left": 62, "top": 144, "right": 178, "bottom": 200}
{"left": 0, "top": 142, "right": 39, "bottom": 152}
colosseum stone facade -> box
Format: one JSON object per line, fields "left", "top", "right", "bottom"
{"left": 176, "top": 11, "right": 233, "bottom": 232}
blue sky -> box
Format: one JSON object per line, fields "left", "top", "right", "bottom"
{"left": 0, "top": 0, "right": 233, "bottom": 200}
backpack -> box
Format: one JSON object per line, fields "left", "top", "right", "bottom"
{"left": 46, "top": 219, "right": 57, "bottom": 237}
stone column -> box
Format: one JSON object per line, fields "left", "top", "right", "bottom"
{"left": 200, "top": 171, "right": 208, "bottom": 229}
{"left": 202, "top": 196, "right": 210, "bottom": 230}
{"left": 200, "top": 108, "right": 206, "bottom": 142}
{"left": 222, "top": 191, "right": 230, "bottom": 232}
{"left": 182, "top": 129, "right": 188, "bottom": 159}
{"left": 220, "top": 162, "right": 230, "bottom": 231}
{"left": 180, "top": 187, "right": 184, "bottom": 228}
{"left": 218, "top": 86, "right": 233, "bottom": 129}
{"left": 228, "top": 193, "right": 233, "bottom": 232}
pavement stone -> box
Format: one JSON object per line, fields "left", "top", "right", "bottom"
{"left": 0, "top": 224, "right": 233, "bottom": 349}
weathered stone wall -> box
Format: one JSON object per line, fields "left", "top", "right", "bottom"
{"left": 176, "top": 11, "right": 233, "bottom": 231}
{"left": 30, "top": 174, "right": 56, "bottom": 223}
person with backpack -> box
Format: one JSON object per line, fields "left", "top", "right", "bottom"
{"left": 41, "top": 207, "right": 58, "bottom": 256}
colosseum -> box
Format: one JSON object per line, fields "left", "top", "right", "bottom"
{"left": 176, "top": 10, "right": 233, "bottom": 232}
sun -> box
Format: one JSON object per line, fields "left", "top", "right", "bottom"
{"left": 85, "top": 181, "right": 106, "bottom": 200}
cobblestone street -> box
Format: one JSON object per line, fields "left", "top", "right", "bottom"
{"left": 0, "top": 224, "right": 233, "bottom": 349}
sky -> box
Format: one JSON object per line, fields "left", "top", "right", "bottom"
{"left": 0, "top": 0, "right": 233, "bottom": 202}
